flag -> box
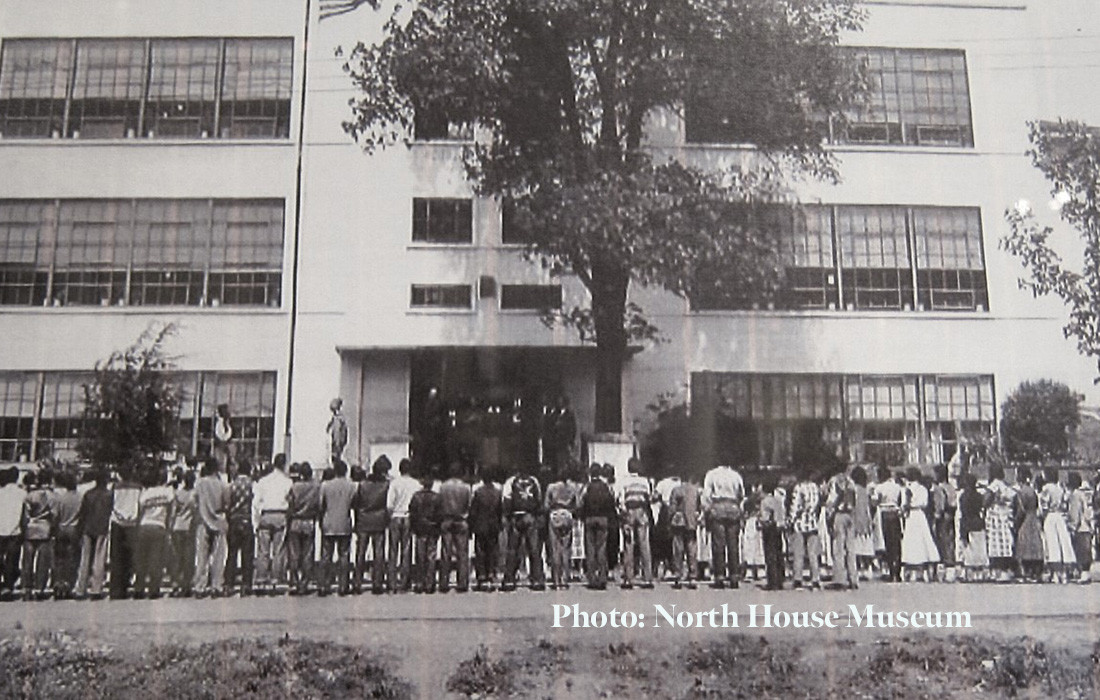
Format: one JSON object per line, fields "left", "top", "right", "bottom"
{"left": 318, "top": 0, "right": 374, "bottom": 20}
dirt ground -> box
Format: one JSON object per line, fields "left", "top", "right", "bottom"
{"left": 1, "top": 582, "right": 1099, "bottom": 698}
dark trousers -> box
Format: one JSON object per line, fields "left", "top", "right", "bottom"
{"left": 473, "top": 530, "right": 499, "bottom": 586}
{"left": 388, "top": 517, "right": 413, "bottom": 592}
{"left": 881, "top": 510, "right": 903, "bottom": 581}
{"left": 671, "top": 527, "right": 698, "bottom": 582}
{"left": 584, "top": 517, "right": 609, "bottom": 587}
{"left": 169, "top": 529, "right": 195, "bottom": 594}
{"left": 1074, "top": 532, "right": 1093, "bottom": 572}
{"left": 21, "top": 538, "right": 52, "bottom": 594}
{"left": 505, "top": 513, "right": 544, "bottom": 587}
{"left": 0, "top": 535, "right": 20, "bottom": 593}
{"left": 320, "top": 534, "right": 351, "bottom": 594}
{"left": 286, "top": 526, "right": 314, "bottom": 594}
{"left": 133, "top": 525, "right": 168, "bottom": 596}
{"left": 109, "top": 524, "right": 136, "bottom": 599}
{"left": 225, "top": 522, "right": 255, "bottom": 593}
{"left": 761, "top": 523, "right": 785, "bottom": 589}
{"left": 354, "top": 530, "right": 387, "bottom": 592}
{"left": 53, "top": 529, "right": 80, "bottom": 596}
{"left": 414, "top": 533, "right": 439, "bottom": 592}
{"left": 440, "top": 520, "right": 470, "bottom": 592}
{"left": 709, "top": 518, "right": 741, "bottom": 583}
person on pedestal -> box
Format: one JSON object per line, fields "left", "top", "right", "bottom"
{"left": 327, "top": 398, "right": 349, "bottom": 465}
{"left": 213, "top": 404, "right": 236, "bottom": 478}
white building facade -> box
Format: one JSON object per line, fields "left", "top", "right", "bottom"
{"left": 1, "top": 1, "right": 1097, "bottom": 472}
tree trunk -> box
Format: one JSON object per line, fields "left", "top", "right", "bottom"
{"left": 591, "top": 263, "right": 630, "bottom": 434}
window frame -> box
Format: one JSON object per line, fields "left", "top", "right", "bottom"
{"left": 409, "top": 283, "right": 474, "bottom": 310}
{"left": 411, "top": 197, "right": 474, "bottom": 245}
{"left": 498, "top": 283, "right": 562, "bottom": 312}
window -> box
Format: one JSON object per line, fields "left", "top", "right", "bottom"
{"left": 411, "top": 284, "right": 472, "bottom": 309}
{"left": 500, "top": 198, "right": 533, "bottom": 245}
{"left": 838, "top": 48, "right": 973, "bottom": 147}
{"left": 913, "top": 207, "right": 986, "bottom": 310}
{"left": 0, "top": 198, "right": 284, "bottom": 307}
{"left": 37, "top": 372, "right": 90, "bottom": 459}
{"left": 0, "top": 37, "right": 293, "bottom": 140}
{"left": 412, "top": 198, "right": 473, "bottom": 244}
{"left": 837, "top": 206, "right": 913, "bottom": 310}
{"left": 412, "top": 105, "right": 473, "bottom": 141}
{"left": 779, "top": 206, "right": 838, "bottom": 310}
{"left": 197, "top": 371, "right": 277, "bottom": 461}
{"left": 0, "top": 373, "right": 36, "bottom": 461}
{"left": 500, "top": 284, "right": 561, "bottom": 311}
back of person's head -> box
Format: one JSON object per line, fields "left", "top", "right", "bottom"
{"left": 350, "top": 465, "right": 366, "bottom": 482}
{"left": 23, "top": 471, "right": 37, "bottom": 489}
{"left": 448, "top": 461, "right": 465, "bottom": 480}
{"left": 57, "top": 470, "right": 77, "bottom": 491}
{"left": 273, "top": 453, "right": 287, "bottom": 471}
{"left": 201, "top": 457, "right": 219, "bottom": 477}
{"left": 627, "top": 457, "right": 641, "bottom": 475}
{"left": 371, "top": 455, "right": 392, "bottom": 478}
{"left": 1016, "top": 466, "right": 1032, "bottom": 483}
{"left": 1068, "top": 471, "right": 1083, "bottom": 490}
{"left": 1044, "top": 468, "right": 1059, "bottom": 485}
{"left": 398, "top": 458, "right": 412, "bottom": 476}
{"left": 237, "top": 459, "right": 253, "bottom": 479}
{"left": 988, "top": 463, "right": 1005, "bottom": 482}
{"left": 299, "top": 462, "right": 313, "bottom": 481}
{"left": 589, "top": 463, "right": 602, "bottom": 481}
{"left": 94, "top": 469, "right": 110, "bottom": 489}
{"left": 0, "top": 467, "right": 17, "bottom": 487}
{"left": 906, "top": 466, "right": 922, "bottom": 483}
{"left": 146, "top": 467, "right": 166, "bottom": 488}
{"left": 420, "top": 476, "right": 434, "bottom": 490}
{"left": 600, "top": 463, "right": 615, "bottom": 481}
{"left": 761, "top": 476, "right": 778, "bottom": 494}
{"left": 934, "top": 464, "right": 949, "bottom": 483}
{"left": 183, "top": 470, "right": 196, "bottom": 489}
{"left": 37, "top": 470, "right": 53, "bottom": 488}
{"left": 960, "top": 473, "right": 977, "bottom": 491}
{"left": 332, "top": 459, "right": 347, "bottom": 478}
{"left": 851, "top": 466, "right": 868, "bottom": 487}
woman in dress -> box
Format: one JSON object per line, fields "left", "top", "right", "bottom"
{"left": 930, "top": 464, "right": 958, "bottom": 582}
{"left": 1013, "top": 466, "right": 1044, "bottom": 583}
{"left": 739, "top": 484, "right": 766, "bottom": 581}
{"left": 1039, "top": 469, "right": 1076, "bottom": 583}
{"left": 850, "top": 466, "right": 876, "bottom": 583}
{"left": 983, "top": 464, "right": 1016, "bottom": 581}
{"left": 1066, "top": 471, "right": 1093, "bottom": 584}
{"left": 957, "top": 473, "right": 989, "bottom": 582}
{"left": 901, "top": 467, "right": 940, "bottom": 581}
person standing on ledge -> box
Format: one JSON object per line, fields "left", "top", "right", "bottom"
{"left": 327, "top": 398, "right": 349, "bottom": 465}
{"left": 213, "top": 404, "right": 236, "bottom": 478}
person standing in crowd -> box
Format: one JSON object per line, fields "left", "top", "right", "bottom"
{"left": 958, "top": 473, "right": 989, "bottom": 582}
{"left": 578, "top": 463, "right": 616, "bottom": 590}
{"left": 133, "top": 466, "right": 174, "bottom": 599}
{"left": 354, "top": 456, "right": 391, "bottom": 594}
{"left": 826, "top": 467, "right": 858, "bottom": 590}
{"left": 386, "top": 458, "right": 420, "bottom": 593}
{"left": 617, "top": 458, "right": 654, "bottom": 590}
{"left": 900, "top": 466, "right": 939, "bottom": 582}
{"left": 1013, "top": 467, "right": 1044, "bottom": 583}
{"left": 502, "top": 462, "right": 545, "bottom": 592}
{"left": 213, "top": 404, "right": 236, "bottom": 477}
{"left": 438, "top": 461, "right": 473, "bottom": 593}
{"left": 20, "top": 471, "right": 54, "bottom": 601}
{"left": 984, "top": 464, "right": 1016, "bottom": 582}
{"left": 702, "top": 463, "right": 745, "bottom": 589}
{"left": 873, "top": 469, "right": 904, "bottom": 583}
{"left": 193, "top": 458, "right": 229, "bottom": 598}
{"left": 51, "top": 471, "right": 82, "bottom": 600}
{"left": 0, "top": 467, "right": 22, "bottom": 600}
{"left": 930, "top": 465, "right": 958, "bottom": 582}
{"left": 327, "top": 398, "right": 349, "bottom": 464}
{"left": 225, "top": 459, "right": 256, "bottom": 596}
{"left": 850, "top": 467, "right": 876, "bottom": 585}
{"left": 757, "top": 477, "right": 786, "bottom": 591}
{"left": 286, "top": 462, "right": 320, "bottom": 595}
{"left": 788, "top": 470, "right": 823, "bottom": 590}
{"left": 1067, "top": 472, "right": 1093, "bottom": 584}
{"left": 1040, "top": 469, "right": 1076, "bottom": 583}
{"left": 652, "top": 470, "right": 682, "bottom": 582}
{"left": 109, "top": 467, "right": 142, "bottom": 599}
{"left": 170, "top": 470, "right": 197, "bottom": 597}
{"left": 544, "top": 462, "right": 580, "bottom": 590}
{"left": 74, "top": 469, "right": 112, "bottom": 599}
{"left": 667, "top": 475, "right": 701, "bottom": 589}
{"left": 253, "top": 454, "right": 292, "bottom": 596}
{"left": 469, "top": 466, "right": 503, "bottom": 591}
{"left": 318, "top": 458, "right": 356, "bottom": 596}
{"left": 408, "top": 474, "right": 441, "bottom": 594}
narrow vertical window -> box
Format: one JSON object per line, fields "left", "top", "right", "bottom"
{"left": 145, "top": 39, "right": 220, "bottom": 138}
{"left": 69, "top": 39, "right": 146, "bottom": 138}
{"left": 0, "top": 39, "right": 73, "bottom": 138}
{"left": 220, "top": 38, "right": 293, "bottom": 138}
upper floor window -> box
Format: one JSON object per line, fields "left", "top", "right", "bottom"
{"left": 500, "top": 284, "right": 561, "bottom": 311}
{"left": 410, "top": 283, "right": 473, "bottom": 309}
{"left": 412, "top": 105, "right": 473, "bottom": 141}
{"left": 0, "top": 37, "right": 293, "bottom": 140}
{"left": 685, "top": 47, "right": 973, "bottom": 148}
{"left": 412, "top": 198, "right": 473, "bottom": 244}
{"left": 0, "top": 198, "right": 284, "bottom": 307}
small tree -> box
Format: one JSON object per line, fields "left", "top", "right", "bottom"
{"left": 339, "top": 0, "right": 866, "bottom": 432}
{"left": 1003, "top": 119, "right": 1100, "bottom": 381}
{"left": 80, "top": 323, "right": 182, "bottom": 470}
{"left": 1000, "top": 379, "right": 1082, "bottom": 463}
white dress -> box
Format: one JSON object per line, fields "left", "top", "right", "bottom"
{"left": 901, "top": 483, "right": 940, "bottom": 565}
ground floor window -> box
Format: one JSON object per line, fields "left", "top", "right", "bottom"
{"left": 0, "top": 369, "right": 276, "bottom": 463}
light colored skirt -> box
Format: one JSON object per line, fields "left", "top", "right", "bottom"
{"left": 962, "top": 531, "right": 989, "bottom": 568}
{"left": 901, "top": 511, "right": 940, "bottom": 565}
{"left": 740, "top": 516, "right": 765, "bottom": 567}
{"left": 1043, "top": 512, "right": 1077, "bottom": 565}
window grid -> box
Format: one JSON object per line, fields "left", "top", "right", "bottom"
{"left": 411, "top": 284, "right": 473, "bottom": 309}
{"left": 781, "top": 205, "right": 838, "bottom": 310}
{"left": 412, "top": 198, "right": 473, "bottom": 244}
{"left": 913, "top": 207, "right": 987, "bottom": 310}
{"left": 197, "top": 371, "right": 277, "bottom": 461}
{"left": 0, "top": 37, "right": 292, "bottom": 140}
{"left": 37, "top": 372, "right": 90, "bottom": 458}
{"left": 0, "top": 198, "right": 283, "bottom": 307}
{"left": 499, "top": 284, "right": 561, "bottom": 311}
{"left": 0, "top": 373, "right": 37, "bottom": 461}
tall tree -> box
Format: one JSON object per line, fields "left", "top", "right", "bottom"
{"left": 1000, "top": 379, "right": 1081, "bottom": 462}
{"left": 341, "top": 0, "right": 865, "bottom": 432}
{"left": 1004, "top": 119, "right": 1100, "bottom": 381}
{"left": 80, "top": 323, "right": 182, "bottom": 470}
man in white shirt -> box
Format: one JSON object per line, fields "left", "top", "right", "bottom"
{"left": 386, "top": 458, "right": 421, "bottom": 592}
{"left": 0, "top": 467, "right": 24, "bottom": 599}
{"left": 252, "top": 454, "right": 293, "bottom": 594}
{"left": 873, "top": 469, "right": 905, "bottom": 582}
{"left": 702, "top": 464, "right": 745, "bottom": 589}
{"left": 617, "top": 458, "right": 654, "bottom": 589}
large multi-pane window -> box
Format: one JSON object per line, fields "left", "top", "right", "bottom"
{"left": 0, "top": 37, "right": 293, "bottom": 140}
{"left": 693, "top": 372, "right": 995, "bottom": 468}
{"left": 0, "top": 198, "right": 284, "bottom": 307}
{"left": 0, "top": 370, "right": 276, "bottom": 462}
{"left": 692, "top": 204, "right": 987, "bottom": 313}
{"left": 837, "top": 48, "right": 973, "bottom": 147}
{"left": 685, "top": 47, "right": 972, "bottom": 148}
{"left": 410, "top": 284, "right": 473, "bottom": 309}
{"left": 412, "top": 198, "right": 473, "bottom": 244}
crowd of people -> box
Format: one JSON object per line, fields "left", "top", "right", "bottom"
{"left": 0, "top": 454, "right": 1095, "bottom": 601}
